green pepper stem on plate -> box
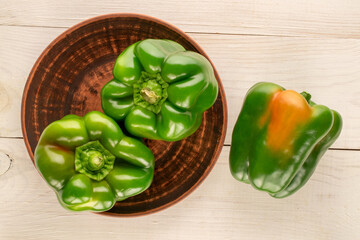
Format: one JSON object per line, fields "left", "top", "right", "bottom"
{"left": 34, "top": 111, "right": 155, "bottom": 212}
{"left": 101, "top": 39, "right": 218, "bottom": 141}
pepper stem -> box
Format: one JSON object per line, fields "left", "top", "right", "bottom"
{"left": 140, "top": 87, "right": 160, "bottom": 104}
{"left": 300, "top": 91, "right": 312, "bottom": 103}
{"left": 74, "top": 141, "right": 115, "bottom": 181}
{"left": 133, "top": 71, "right": 169, "bottom": 113}
{"left": 87, "top": 151, "right": 104, "bottom": 171}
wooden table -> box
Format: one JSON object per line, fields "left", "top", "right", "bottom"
{"left": 1, "top": 1, "right": 359, "bottom": 239}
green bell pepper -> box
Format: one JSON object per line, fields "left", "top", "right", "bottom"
{"left": 230, "top": 82, "right": 342, "bottom": 198}
{"left": 34, "top": 111, "right": 154, "bottom": 211}
{"left": 101, "top": 39, "right": 218, "bottom": 141}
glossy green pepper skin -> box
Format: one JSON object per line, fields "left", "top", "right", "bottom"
{"left": 230, "top": 82, "right": 342, "bottom": 198}
{"left": 101, "top": 39, "right": 218, "bottom": 141}
{"left": 34, "top": 111, "right": 154, "bottom": 212}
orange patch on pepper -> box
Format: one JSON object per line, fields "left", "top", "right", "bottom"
{"left": 260, "top": 90, "right": 312, "bottom": 152}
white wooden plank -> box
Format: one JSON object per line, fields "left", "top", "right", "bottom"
{"left": 0, "top": 139, "right": 359, "bottom": 239}
{"left": 1, "top": 26, "right": 359, "bottom": 148}
{"left": 1, "top": 0, "right": 360, "bottom": 38}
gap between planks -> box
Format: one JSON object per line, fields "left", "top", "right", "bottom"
{"left": 0, "top": 23, "right": 355, "bottom": 39}
{"left": 0, "top": 137, "right": 357, "bottom": 151}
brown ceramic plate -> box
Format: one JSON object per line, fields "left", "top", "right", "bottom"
{"left": 21, "top": 13, "right": 227, "bottom": 216}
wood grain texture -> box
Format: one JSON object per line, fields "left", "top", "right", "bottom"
{"left": 0, "top": 139, "right": 359, "bottom": 239}
{"left": 1, "top": 26, "right": 359, "bottom": 148}
{"left": 21, "top": 14, "right": 227, "bottom": 216}
{"left": 1, "top": 0, "right": 360, "bottom": 38}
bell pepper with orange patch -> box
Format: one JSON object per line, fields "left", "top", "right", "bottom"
{"left": 230, "top": 82, "right": 342, "bottom": 198}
